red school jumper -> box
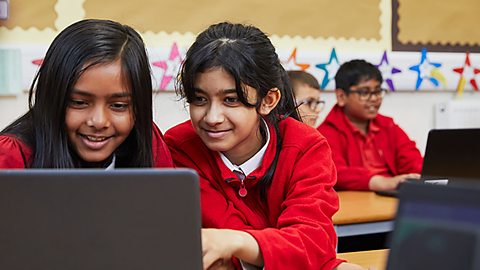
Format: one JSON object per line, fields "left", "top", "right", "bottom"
{"left": 165, "top": 117, "right": 343, "bottom": 270}
{"left": 318, "top": 104, "right": 423, "bottom": 190}
{"left": 0, "top": 123, "right": 173, "bottom": 168}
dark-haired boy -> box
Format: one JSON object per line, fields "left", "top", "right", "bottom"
{"left": 318, "top": 59, "right": 423, "bottom": 191}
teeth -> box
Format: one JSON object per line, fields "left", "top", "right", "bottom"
{"left": 86, "top": 136, "right": 107, "bottom": 142}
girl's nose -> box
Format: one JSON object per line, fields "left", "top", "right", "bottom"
{"left": 86, "top": 106, "right": 110, "bottom": 129}
{"left": 203, "top": 103, "right": 224, "bottom": 126}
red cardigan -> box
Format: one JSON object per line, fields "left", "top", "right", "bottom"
{"left": 165, "top": 117, "right": 343, "bottom": 270}
{"left": 0, "top": 123, "right": 173, "bottom": 168}
{"left": 318, "top": 104, "right": 423, "bottom": 190}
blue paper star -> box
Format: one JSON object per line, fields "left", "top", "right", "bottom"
{"left": 315, "top": 48, "right": 340, "bottom": 89}
{"left": 409, "top": 48, "right": 442, "bottom": 90}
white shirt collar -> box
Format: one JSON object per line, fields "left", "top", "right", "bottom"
{"left": 220, "top": 118, "right": 270, "bottom": 176}
{"left": 105, "top": 155, "right": 116, "bottom": 170}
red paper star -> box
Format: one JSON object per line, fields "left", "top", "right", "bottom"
{"left": 453, "top": 52, "right": 480, "bottom": 91}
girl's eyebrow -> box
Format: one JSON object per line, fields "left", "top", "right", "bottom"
{"left": 110, "top": 92, "right": 131, "bottom": 98}
{"left": 193, "top": 88, "right": 237, "bottom": 94}
{"left": 223, "top": 89, "right": 237, "bottom": 94}
{"left": 71, "top": 89, "right": 131, "bottom": 98}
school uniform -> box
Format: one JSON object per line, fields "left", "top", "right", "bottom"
{"left": 318, "top": 104, "right": 423, "bottom": 190}
{"left": 165, "top": 117, "right": 343, "bottom": 270}
{"left": 0, "top": 123, "right": 173, "bottom": 168}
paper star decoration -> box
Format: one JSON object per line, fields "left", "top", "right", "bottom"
{"left": 376, "top": 51, "right": 401, "bottom": 91}
{"left": 408, "top": 48, "right": 446, "bottom": 90}
{"left": 152, "top": 42, "right": 183, "bottom": 90}
{"left": 32, "top": 59, "right": 43, "bottom": 66}
{"left": 282, "top": 48, "right": 310, "bottom": 71}
{"left": 315, "top": 48, "right": 340, "bottom": 89}
{"left": 453, "top": 52, "right": 480, "bottom": 95}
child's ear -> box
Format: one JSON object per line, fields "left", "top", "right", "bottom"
{"left": 335, "top": 88, "right": 348, "bottom": 107}
{"left": 259, "top": 87, "right": 281, "bottom": 116}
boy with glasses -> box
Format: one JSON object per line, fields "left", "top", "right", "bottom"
{"left": 318, "top": 59, "right": 423, "bottom": 191}
{"left": 288, "top": 70, "right": 325, "bottom": 127}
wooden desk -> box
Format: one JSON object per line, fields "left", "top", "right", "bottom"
{"left": 338, "top": 249, "right": 389, "bottom": 270}
{"left": 333, "top": 191, "right": 398, "bottom": 237}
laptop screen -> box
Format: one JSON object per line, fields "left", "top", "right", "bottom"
{"left": 421, "top": 128, "right": 480, "bottom": 181}
{"left": 0, "top": 169, "right": 203, "bottom": 270}
{"left": 387, "top": 182, "right": 480, "bottom": 270}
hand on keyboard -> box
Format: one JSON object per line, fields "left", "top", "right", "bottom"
{"left": 369, "top": 173, "right": 421, "bottom": 191}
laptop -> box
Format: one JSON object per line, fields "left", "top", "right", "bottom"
{"left": 386, "top": 182, "right": 480, "bottom": 270}
{"left": 376, "top": 128, "right": 480, "bottom": 197}
{"left": 0, "top": 169, "right": 203, "bottom": 270}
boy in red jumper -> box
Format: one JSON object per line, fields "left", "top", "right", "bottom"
{"left": 318, "top": 59, "right": 423, "bottom": 191}
{"left": 165, "top": 23, "right": 362, "bottom": 270}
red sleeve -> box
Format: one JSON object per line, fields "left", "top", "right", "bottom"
{"left": 0, "top": 135, "right": 30, "bottom": 168}
{"left": 246, "top": 136, "right": 344, "bottom": 270}
{"left": 164, "top": 126, "right": 253, "bottom": 229}
{"left": 318, "top": 125, "right": 373, "bottom": 190}
{"left": 392, "top": 124, "right": 423, "bottom": 174}
{"left": 152, "top": 123, "right": 174, "bottom": 168}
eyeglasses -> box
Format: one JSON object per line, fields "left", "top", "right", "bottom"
{"left": 347, "top": 88, "right": 387, "bottom": 101}
{"left": 297, "top": 98, "right": 326, "bottom": 111}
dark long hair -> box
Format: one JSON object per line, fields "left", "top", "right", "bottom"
{"left": 1, "top": 19, "right": 154, "bottom": 168}
{"left": 177, "top": 22, "right": 300, "bottom": 199}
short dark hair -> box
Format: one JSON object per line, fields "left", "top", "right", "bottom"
{"left": 287, "top": 70, "right": 321, "bottom": 91}
{"left": 335, "top": 59, "right": 383, "bottom": 91}
{"left": 2, "top": 19, "right": 154, "bottom": 168}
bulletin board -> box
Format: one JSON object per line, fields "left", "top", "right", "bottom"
{"left": 392, "top": 0, "right": 480, "bottom": 52}
{"left": 83, "top": 0, "right": 382, "bottom": 40}
{"left": 0, "top": 0, "right": 57, "bottom": 30}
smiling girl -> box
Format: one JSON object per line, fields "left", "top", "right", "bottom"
{"left": 0, "top": 19, "right": 172, "bottom": 168}
{"left": 165, "top": 22, "right": 362, "bottom": 270}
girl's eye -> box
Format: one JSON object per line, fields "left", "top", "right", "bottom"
{"left": 110, "top": 102, "right": 130, "bottom": 111}
{"left": 69, "top": 99, "right": 88, "bottom": 108}
{"left": 224, "top": 96, "right": 239, "bottom": 105}
{"left": 192, "top": 95, "right": 207, "bottom": 105}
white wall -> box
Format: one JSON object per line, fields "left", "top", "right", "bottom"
{"left": 152, "top": 91, "right": 190, "bottom": 131}
{"left": 2, "top": 90, "right": 479, "bottom": 155}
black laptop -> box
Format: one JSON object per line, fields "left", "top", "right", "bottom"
{"left": 0, "top": 169, "right": 203, "bottom": 270}
{"left": 386, "top": 182, "right": 480, "bottom": 270}
{"left": 376, "top": 128, "right": 480, "bottom": 197}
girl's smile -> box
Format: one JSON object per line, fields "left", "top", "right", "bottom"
{"left": 78, "top": 134, "right": 114, "bottom": 150}
{"left": 201, "top": 128, "right": 233, "bottom": 139}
